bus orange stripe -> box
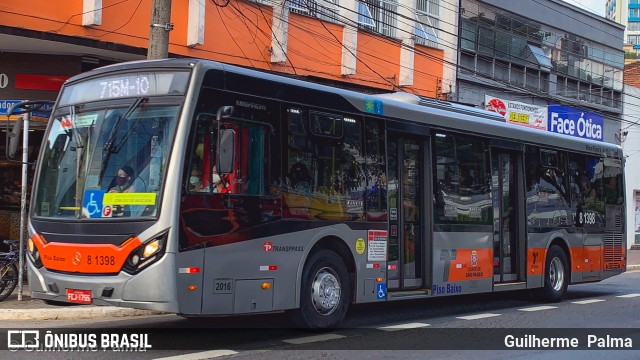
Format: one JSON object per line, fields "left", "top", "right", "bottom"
{"left": 447, "top": 248, "right": 492, "bottom": 281}
{"left": 32, "top": 233, "right": 142, "bottom": 274}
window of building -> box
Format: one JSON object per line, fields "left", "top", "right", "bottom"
{"left": 460, "top": 20, "right": 478, "bottom": 51}
{"left": 527, "top": 44, "right": 552, "bottom": 68}
{"left": 358, "top": 0, "right": 398, "bottom": 37}
{"left": 460, "top": 0, "right": 623, "bottom": 101}
{"left": 289, "top": 0, "right": 341, "bottom": 24}
{"left": 357, "top": 1, "right": 376, "bottom": 28}
{"left": 415, "top": 0, "right": 439, "bottom": 47}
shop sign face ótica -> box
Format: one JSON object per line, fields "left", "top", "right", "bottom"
{"left": 548, "top": 104, "right": 604, "bottom": 142}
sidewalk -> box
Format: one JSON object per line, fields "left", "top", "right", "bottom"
{"left": 0, "top": 288, "right": 166, "bottom": 321}
{"left": 1, "top": 251, "right": 639, "bottom": 321}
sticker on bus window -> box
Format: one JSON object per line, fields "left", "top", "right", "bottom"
{"left": 103, "top": 192, "right": 157, "bottom": 205}
{"left": 59, "top": 113, "right": 98, "bottom": 132}
{"left": 83, "top": 190, "right": 106, "bottom": 218}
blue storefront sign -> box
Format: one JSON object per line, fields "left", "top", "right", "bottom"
{"left": 547, "top": 104, "right": 604, "bottom": 142}
{"left": 0, "top": 100, "right": 26, "bottom": 116}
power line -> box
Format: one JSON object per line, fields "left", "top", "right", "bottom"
{"left": 5, "top": 0, "right": 640, "bottom": 127}
{"left": 228, "top": 1, "right": 636, "bottom": 122}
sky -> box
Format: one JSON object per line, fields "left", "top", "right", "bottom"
{"left": 561, "top": 0, "right": 606, "bottom": 16}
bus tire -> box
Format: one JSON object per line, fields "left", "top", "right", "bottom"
{"left": 538, "top": 245, "right": 569, "bottom": 302}
{"left": 292, "top": 249, "right": 350, "bottom": 329}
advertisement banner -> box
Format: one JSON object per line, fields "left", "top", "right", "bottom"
{"left": 547, "top": 104, "right": 604, "bottom": 142}
{"left": 484, "top": 95, "right": 547, "bottom": 130}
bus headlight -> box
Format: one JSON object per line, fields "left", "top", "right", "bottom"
{"left": 143, "top": 239, "right": 162, "bottom": 258}
{"left": 123, "top": 232, "right": 168, "bottom": 274}
{"left": 27, "top": 237, "right": 43, "bottom": 268}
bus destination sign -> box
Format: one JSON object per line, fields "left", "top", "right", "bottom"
{"left": 59, "top": 71, "right": 190, "bottom": 106}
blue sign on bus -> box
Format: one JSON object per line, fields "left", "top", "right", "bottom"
{"left": 547, "top": 104, "right": 604, "bottom": 142}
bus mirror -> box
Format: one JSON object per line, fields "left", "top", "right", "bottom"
{"left": 217, "top": 129, "right": 235, "bottom": 174}
{"left": 7, "top": 117, "right": 23, "bottom": 159}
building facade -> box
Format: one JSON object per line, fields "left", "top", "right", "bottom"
{"left": 458, "top": 0, "right": 625, "bottom": 145}
{"left": 606, "top": 0, "right": 640, "bottom": 57}
{"left": 623, "top": 62, "right": 640, "bottom": 248}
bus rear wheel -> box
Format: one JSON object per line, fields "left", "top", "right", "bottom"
{"left": 292, "top": 250, "right": 350, "bottom": 329}
{"left": 538, "top": 245, "right": 568, "bottom": 302}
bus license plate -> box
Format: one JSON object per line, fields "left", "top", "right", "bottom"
{"left": 66, "top": 289, "right": 92, "bottom": 304}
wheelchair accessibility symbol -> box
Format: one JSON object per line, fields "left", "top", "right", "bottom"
{"left": 376, "top": 283, "right": 387, "bottom": 299}
{"left": 83, "top": 190, "right": 105, "bottom": 218}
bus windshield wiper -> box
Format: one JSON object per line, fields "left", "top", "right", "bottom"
{"left": 98, "top": 97, "right": 148, "bottom": 186}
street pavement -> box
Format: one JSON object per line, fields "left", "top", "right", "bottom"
{"left": 0, "top": 250, "right": 639, "bottom": 321}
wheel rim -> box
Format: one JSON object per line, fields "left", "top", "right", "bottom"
{"left": 549, "top": 257, "right": 565, "bottom": 292}
{"left": 310, "top": 266, "right": 341, "bottom": 316}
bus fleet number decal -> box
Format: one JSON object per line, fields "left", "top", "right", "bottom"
{"left": 580, "top": 212, "right": 596, "bottom": 225}
{"left": 214, "top": 279, "right": 233, "bottom": 294}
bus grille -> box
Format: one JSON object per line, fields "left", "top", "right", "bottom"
{"left": 604, "top": 232, "right": 624, "bottom": 263}
{"left": 614, "top": 214, "right": 622, "bottom": 229}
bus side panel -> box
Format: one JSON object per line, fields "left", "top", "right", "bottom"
{"left": 527, "top": 230, "right": 579, "bottom": 286}
{"left": 198, "top": 224, "right": 381, "bottom": 315}
{"left": 175, "top": 248, "right": 205, "bottom": 315}
{"left": 200, "top": 229, "right": 311, "bottom": 315}
{"left": 431, "top": 231, "right": 493, "bottom": 296}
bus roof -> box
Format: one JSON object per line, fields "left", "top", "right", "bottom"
{"left": 64, "top": 58, "right": 622, "bottom": 159}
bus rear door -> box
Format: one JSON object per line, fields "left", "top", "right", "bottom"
{"left": 491, "top": 147, "right": 526, "bottom": 287}
{"left": 386, "top": 131, "right": 431, "bottom": 292}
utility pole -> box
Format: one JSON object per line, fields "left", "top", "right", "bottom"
{"left": 147, "top": 0, "right": 173, "bottom": 60}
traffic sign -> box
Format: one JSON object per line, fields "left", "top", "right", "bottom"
{"left": 0, "top": 100, "right": 26, "bottom": 115}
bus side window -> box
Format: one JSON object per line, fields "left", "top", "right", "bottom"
{"left": 187, "top": 116, "right": 210, "bottom": 193}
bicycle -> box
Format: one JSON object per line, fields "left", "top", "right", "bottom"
{"left": 0, "top": 239, "right": 24, "bottom": 302}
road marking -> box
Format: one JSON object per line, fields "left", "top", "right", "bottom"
{"left": 616, "top": 293, "right": 640, "bottom": 298}
{"left": 282, "top": 333, "right": 345, "bottom": 344}
{"left": 518, "top": 305, "right": 558, "bottom": 312}
{"left": 456, "top": 313, "right": 502, "bottom": 320}
{"left": 571, "top": 299, "right": 606, "bottom": 305}
{"left": 153, "top": 350, "right": 238, "bottom": 360}
{"left": 378, "top": 322, "right": 431, "bottom": 331}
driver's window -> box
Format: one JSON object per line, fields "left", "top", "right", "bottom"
{"left": 187, "top": 113, "right": 271, "bottom": 196}
{"left": 187, "top": 116, "right": 234, "bottom": 194}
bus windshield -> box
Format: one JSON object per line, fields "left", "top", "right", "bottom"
{"left": 33, "top": 101, "right": 180, "bottom": 219}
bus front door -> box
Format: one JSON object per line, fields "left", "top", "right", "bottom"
{"left": 491, "top": 149, "right": 524, "bottom": 284}
{"left": 387, "top": 133, "right": 428, "bottom": 291}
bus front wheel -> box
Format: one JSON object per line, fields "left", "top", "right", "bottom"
{"left": 293, "top": 249, "right": 350, "bottom": 329}
{"left": 538, "top": 245, "right": 569, "bottom": 302}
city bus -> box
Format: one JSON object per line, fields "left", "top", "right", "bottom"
{"left": 26, "top": 58, "right": 626, "bottom": 328}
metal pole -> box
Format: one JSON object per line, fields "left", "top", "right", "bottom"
{"left": 17, "top": 112, "right": 29, "bottom": 301}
